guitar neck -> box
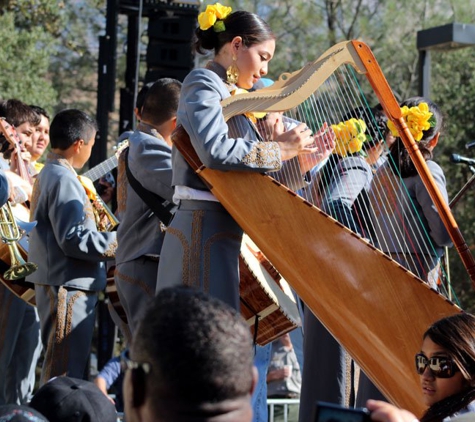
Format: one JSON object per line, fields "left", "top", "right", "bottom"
{"left": 83, "top": 155, "right": 118, "bottom": 182}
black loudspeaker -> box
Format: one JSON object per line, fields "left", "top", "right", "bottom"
{"left": 145, "top": 11, "right": 198, "bottom": 82}
{"left": 146, "top": 40, "right": 193, "bottom": 68}
{"left": 145, "top": 67, "right": 191, "bottom": 83}
{"left": 148, "top": 15, "right": 196, "bottom": 41}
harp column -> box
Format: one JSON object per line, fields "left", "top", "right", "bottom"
{"left": 417, "top": 23, "right": 475, "bottom": 98}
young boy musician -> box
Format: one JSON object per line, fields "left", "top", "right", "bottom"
{"left": 26, "top": 109, "right": 117, "bottom": 385}
{"left": 115, "top": 78, "right": 180, "bottom": 334}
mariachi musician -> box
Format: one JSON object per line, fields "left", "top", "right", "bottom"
{"left": 114, "top": 78, "right": 179, "bottom": 337}
{"left": 0, "top": 99, "right": 43, "bottom": 406}
{"left": 26, "top": 109, "right": 117, "bottom": 385}
{"left": 155, "top": 6, "right": 335, "bottom": 420}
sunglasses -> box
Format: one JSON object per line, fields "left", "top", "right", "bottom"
{"left": 120, "top": 349, "right": 151, "bottom": 375}
{"left": 415, "top": 353, "right": 459, "bottom": 378}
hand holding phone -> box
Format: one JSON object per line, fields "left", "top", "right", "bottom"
{"left": 314, "top": 401, "right": 372, "bottom": 422}
{"left": 365, "top": 400, "right": 418, "bottom": 422}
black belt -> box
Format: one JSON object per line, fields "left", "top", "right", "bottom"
{"left": 178, "top": 199, "right": 226, "bottom": 212}
{"left": 142, "top": 255, "right": 160, "bottom": 263}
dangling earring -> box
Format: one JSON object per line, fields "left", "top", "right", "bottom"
{"left": 226, "top": 56, "right": 239, "bottom": 85}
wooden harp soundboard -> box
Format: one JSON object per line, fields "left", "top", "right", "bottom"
{"left": 173, "top": 40, "right": 470, "bottom": 416}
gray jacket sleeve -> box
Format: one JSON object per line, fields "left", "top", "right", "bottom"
{"left": 416, "top": 160, "right": 452, "bottom": 247}
{"left": 48, "top": 174, "right": 116, "bottom": 261}
{"left": 322, "top": 157, "right": 372, "bottom": 209}
{"left": 178, "top": 69, "right": 281, "bottom": 172}
{"left": 129, "top": 135, "right": 174, "bottom": 202}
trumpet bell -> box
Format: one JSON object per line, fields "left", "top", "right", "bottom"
{"left": 4, "top": 261, "right": 38, "bottom": 281}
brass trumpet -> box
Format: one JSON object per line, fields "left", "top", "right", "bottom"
{"left": 0, "top": 201, "right": 38, "bottom": 280}
{"left": 92, "top": 195, "right": 120, "bottom": 232}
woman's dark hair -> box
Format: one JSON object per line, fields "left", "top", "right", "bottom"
{"left": 194, "top": 10, "right": 275, "bottom": 55}
{"left": 424, "top": 313, "right": 475, "bottom": 382}
{"left": 420, "top": 313, "right": 475, "bottom": 422}
{"left": 388, "top": 96, "right": 443, "bottom": 178}
{"left": 29, "top": 105, "right": 50, "bottom": 121}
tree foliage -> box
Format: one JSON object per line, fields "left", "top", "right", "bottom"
{"left": 0, "top": 4, "right": 58, "bottom": 110}
{"left": 0, "top": 0, "right": 107, "bottom": 115}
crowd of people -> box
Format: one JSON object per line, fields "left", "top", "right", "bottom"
{"left": 0, "top": 2, "right": 472, "bottom": 422}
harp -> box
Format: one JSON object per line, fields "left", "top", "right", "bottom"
{"left": 172, "top": 40, "right": 472, "bottom": 416}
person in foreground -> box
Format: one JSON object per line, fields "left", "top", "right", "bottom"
{"left": 122, "top": 286, "right": 257, "bottom": 422}
{"left": 361, "top": 313, "right": 475, "bottom": 422}
{"left": 415, "top": 313, "right": 475, "bottom": 421}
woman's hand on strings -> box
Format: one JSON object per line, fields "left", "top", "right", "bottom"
{"left": 256, "top": 112, "right": 285, "bottom": 142}
{"left": 275, "top": 122, "right": 318, "bottom": 162}
{"left": 298, "top": 122, "right": 336, "bottom": 173}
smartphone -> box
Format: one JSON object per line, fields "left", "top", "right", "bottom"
{"left": 313, "top": 401, "right": 372, "bottom": 422}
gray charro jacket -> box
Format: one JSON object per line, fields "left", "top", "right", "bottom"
{"left": 116, "top": 126, "right": 174, "bottom": 265}
{"left": 27, "top": 153, "right": 116, "bottom": 291}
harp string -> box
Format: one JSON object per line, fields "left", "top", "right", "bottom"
{"left": 226, "top": 63, "right": 455, "bottom": 300}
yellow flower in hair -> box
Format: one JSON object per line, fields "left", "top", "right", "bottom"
{"left": 387, "top": 102, "right": 435, "bottom": 141}
{"left": 198, "top": 3, "right": 232, "bottom": 31}
{"left": 213, "top": 3, "right": 232, "bottom": 19}
{"left": 331, "top": 118, "right": 368, "bottom": 157}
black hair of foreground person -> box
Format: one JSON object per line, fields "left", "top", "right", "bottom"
{"left": 123, "top": 286, "right": 257, "bottom": 422}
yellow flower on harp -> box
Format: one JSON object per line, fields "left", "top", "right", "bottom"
{"left": 387, "top": 102, "right": 435, "bottom": 141}
{"left": 198, "top": 3, "right": 232, "bottom": 32}
{"left": 331, "top": 118, "right": 368, "bottom": 157}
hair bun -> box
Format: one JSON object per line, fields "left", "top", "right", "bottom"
{"left": 195, "top": 26, "right": 219, "bottom": 53}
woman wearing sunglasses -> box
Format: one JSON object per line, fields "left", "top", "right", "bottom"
{"left": 415, "top": 312, "right": 475, "bottom": 422}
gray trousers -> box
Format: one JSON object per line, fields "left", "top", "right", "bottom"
{"left": 156, "top": 200, "right": 242, "bottom": 310}
{"left": 355, "top": 371, "right": 387, "bottom": 407}
{"left": 35, "top": 284, "right": 98, "bottom": 385}
{"left": 115, "top": 257, "right": 158, "bottom": 335}
{"left": 0, "top": 284, "right": 42, "bottom": 404}
{"left": 299, "top": 307, "right": 386, "bottom": 421}
{"left": 299, "top": 306, "right": 353, "bottom": 421}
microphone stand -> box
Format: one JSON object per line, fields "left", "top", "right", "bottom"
{"left": 449, "top": 165, "right": 475, "bottom": 209}
{"left": 444, "top": 165, "right": 475, "bottom": 301}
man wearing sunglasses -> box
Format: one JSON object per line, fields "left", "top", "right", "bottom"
{"left": 121, "top": 286, "right": 258, "bottom": 422}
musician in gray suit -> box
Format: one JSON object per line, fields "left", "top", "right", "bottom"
{"left": 26, "top": 109, "right": 117, "bottom": 385}
{"left": 155, "top": 11, "right": 335, "bottom": 422}
{"left": 115, "top": 78, "right": 180, "bottom": 334}
{"left": 155, "top": 9, "right": 323, "bottom": 314}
